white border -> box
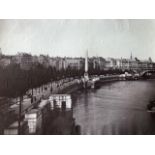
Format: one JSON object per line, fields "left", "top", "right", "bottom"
{"left": 0, "top": 0, "right": 155, "bottom": 19}
{"left": 0, "top": 0, "right": 155, "bottom": 155}
{"left": 0, "top": 135, "right": 155, "bottom": 155}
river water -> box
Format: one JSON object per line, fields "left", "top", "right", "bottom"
{"left": 72, "top": 80, "right": 155, "bottom": 135}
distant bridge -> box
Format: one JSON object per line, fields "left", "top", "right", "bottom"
{"left": 140, "top": 70, "right": 155, "bottom": 78}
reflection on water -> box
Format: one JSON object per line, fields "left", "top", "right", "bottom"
{"left": 43, "top": 98, "right": 81, "bottom": 135}
{"left": 43, "top": 107, "right": 81, "bottom": 135}
{"left": 72, "top": 81, "right": 155, "bottom": 135}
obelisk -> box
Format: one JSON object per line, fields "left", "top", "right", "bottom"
{"left": 84, "top": 50, "right": 89, "bottom": 81}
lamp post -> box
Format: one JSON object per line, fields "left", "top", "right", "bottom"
{"left": 18, "top": 95, "right": 23, "bottom": 135}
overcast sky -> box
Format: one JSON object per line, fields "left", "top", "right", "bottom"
{"left": 0, "top": 19, "right": 155, "bottom": 60}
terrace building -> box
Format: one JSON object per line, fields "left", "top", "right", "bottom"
{"left": 64, "top": 58, "right": 84, "bottom": 70}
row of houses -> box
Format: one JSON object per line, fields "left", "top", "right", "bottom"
{"left": 105, "top": 57, "right": 155, "bottom": 71}
{"left": 0, "top": 53, "right": 85, "bottom": 70}
{"left": 0, "top": 51, "right": 155, "bottom": 71}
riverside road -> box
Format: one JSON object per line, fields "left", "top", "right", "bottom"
{"left": 72, "top": 80, "right": 155, "bottom": 135}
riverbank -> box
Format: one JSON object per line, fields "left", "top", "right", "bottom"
{"left": 3, "top": 74, "right": 155, "bottom": 134}
{"left": 2, "top": 77, "right": 83, "bottom": 134}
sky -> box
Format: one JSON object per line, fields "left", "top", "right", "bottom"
{"left": 0, "top": 19, "right": 155, "bottom": 60}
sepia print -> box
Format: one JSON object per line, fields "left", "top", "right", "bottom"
{"left": 0, "top": 19, "right": 155, "bottom": 135}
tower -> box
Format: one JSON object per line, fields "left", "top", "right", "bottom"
{"left": 129, "top": 52, "right": 133, "bottom": 70}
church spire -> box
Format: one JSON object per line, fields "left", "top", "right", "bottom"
{"left": 130, "top": 52, "right": 133, "bottom": 60}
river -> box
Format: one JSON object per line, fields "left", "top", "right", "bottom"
{"left": 72, "top": 80, "right": 155, "bottom": 135}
